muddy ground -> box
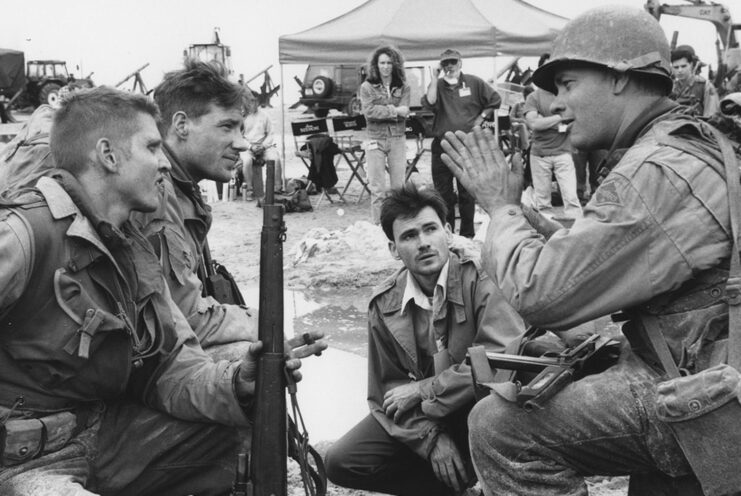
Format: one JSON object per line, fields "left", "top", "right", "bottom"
{"left": 205, "top": 105, "right": 629, "bottom": 496}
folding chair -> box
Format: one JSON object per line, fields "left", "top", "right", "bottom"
{"left": 329, "top": 114, "right": 371, "bottom": 203}
{"left": 405, "top": 114, "right": 430, "bottom": 182}
{"left": 290, "top": 117, "right": 343, "bottom": 206}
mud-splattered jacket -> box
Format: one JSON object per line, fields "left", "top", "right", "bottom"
{"left": 366, "top": 253, "right": 524, "bottom": 458}
{"left": 482, "top": 100, "right": 734, "bottom": 374}
{"left": 0, "top": 175, "right": 247, "bottom": 425}
{"left": 131, "top": 145, "right": 257, "bottom": 347}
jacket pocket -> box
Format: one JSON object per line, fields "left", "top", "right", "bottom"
{"left": 655, "top": 364, "right": 741, "bottom": 496}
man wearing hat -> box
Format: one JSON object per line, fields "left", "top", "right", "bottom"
{"left": 441, "top": 5, "right": 741, "bottom": 496}
{"left": 422, "top": 49, "right": 501, "bottom": 238}
{"left": 670, "top": 44, "right": 719, "bottom": 117}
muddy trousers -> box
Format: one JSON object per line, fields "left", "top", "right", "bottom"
{"left": 0, "top": 402, "right": 245, "bottom": 496}
{"left": 431, "top": 138, "right": 476, "bottom": 238}
{"left": 324, "top": 413, "right": 471, "bottom": 496}
{"left": 468, "top": 349, "right": 694, "bottom": 496}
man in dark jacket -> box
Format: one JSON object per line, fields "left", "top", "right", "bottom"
{"left": 422, "top": 49, "right": 501, "bottom": 238}
{"left": 325, "top": 184, "right": 523, "bottom": 496}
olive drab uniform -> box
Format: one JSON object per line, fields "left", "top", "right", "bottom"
{"left": 0, "top": 173, "right": 248, "bottom": 495}
{"left": 467, "top": 6, "right": 741, "bottom": 496}
{"left": 131, "top": 145, "right": 258, "bottom": 352}
{"left": 670, "top": 74, "right": 719, "bottom": 117}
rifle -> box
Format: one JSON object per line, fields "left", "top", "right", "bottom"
{"left": 467, "top": 334, "right": 621, "bottom": 412}
{"left": 243, "top": 160, "right": 288, "bottom": 496}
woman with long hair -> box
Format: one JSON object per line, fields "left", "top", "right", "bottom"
{"left": 359, "top": 45, "right": 411, "bottom": 224}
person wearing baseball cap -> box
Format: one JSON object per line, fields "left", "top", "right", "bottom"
{"left": 422, "top": 48, "right": 501, "bottom": 239}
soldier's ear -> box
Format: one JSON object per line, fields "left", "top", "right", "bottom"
{"left": 611, "top": 72, "right": 630, "bottom": 95}
{"left": 172, "top": 111, "right": 189, "bottom": 140}
{"left": 388, "top": 240, "right": 400, "bottom": 260}
{"left": 95, "top": 137, "right": 118, "bottom": 173}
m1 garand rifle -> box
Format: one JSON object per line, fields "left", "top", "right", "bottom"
{"left": 231, "top": 161, "right": 326, "bottom": 496}
{"left": 468, "top": 334, "right": 621, "bottom": 412}
{"left": 233, "top": 160, "right": 287, "bottom": 496}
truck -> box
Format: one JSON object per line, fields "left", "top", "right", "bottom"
{"left": 0, "top": 49, "right": 94, "bottom": 122}
{"left": 296, "top": 63, "right": 435, "bottom": 118}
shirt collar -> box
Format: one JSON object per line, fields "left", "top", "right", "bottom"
{"left": 401, "top": 260, "right": 450, "bottom": 315}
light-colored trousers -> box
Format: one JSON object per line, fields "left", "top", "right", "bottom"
{"left": 366, "top": 136, "right": 406, "bottom": 224}
{"left": 530, "top": 152, "right": 583, "bottom": 219}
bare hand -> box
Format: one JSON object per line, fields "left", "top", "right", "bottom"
{"left": 396, "top": 105, "right": 410, "bottom": 118}
{"left": 382, "top": 382, "right": 422, "bottom": 423}
{"left": 235, "top": 340, "right": 262, "bottom": 401}
{"left": 441, "top": 127, "right": 524, "bottom": 214}
{"left": 286, "top": 331, "right": 327, "bottom": 359}
{"left": 429, "top": 432, "right": 469, "bottom": 492}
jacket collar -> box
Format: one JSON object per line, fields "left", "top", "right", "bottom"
{"left": 596, "top": 98, "right": 682, "bottom": 182}
{"left": 376, "top": 253, "right": 465, "bottom": 315}
{"left": 36, "top": 175, "right": 120, "bottom": 272}
{"left": 163, "top": 142, "right": 212, "bottom": 225}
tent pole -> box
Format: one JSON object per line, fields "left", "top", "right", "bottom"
{"left": 280, "top": 64, "right": 286, "bottom": 187}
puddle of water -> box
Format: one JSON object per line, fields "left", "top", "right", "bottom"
{"left": 240, "top": 286, "right": 373, "bottom": 357}
{"left": 240, "top": 285, "right": 374, "bottom": 441}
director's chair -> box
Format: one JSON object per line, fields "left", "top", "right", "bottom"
{"left": 290, "top": 117, "right": 342, "bottom": 206}
{"left": 405, "top": 114, "right": 430, "bottom": 182}
{"left": 329, "top": 114, "right": 371, "bottom": 203}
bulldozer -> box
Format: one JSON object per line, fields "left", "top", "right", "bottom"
{"left": 645, "top": 0, "right": 741, "bottom": 94}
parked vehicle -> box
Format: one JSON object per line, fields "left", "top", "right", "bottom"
{"left": 0, "top": 50, "right": 93, "bottom": 122}
{"left": 297, "top": 63, "right": 434, "bottom": 119}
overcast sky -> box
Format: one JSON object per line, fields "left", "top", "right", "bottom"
{"left": 2, "top": 0, "right": 735, "bottom": 98}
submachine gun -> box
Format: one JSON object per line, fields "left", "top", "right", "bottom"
{"left": 468, "top": 333, "right": 621, "bottom": 412}
{"left": 232, "top": 161, "right": 325, "bottom": 496}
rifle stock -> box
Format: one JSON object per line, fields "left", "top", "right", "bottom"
{"left": 248, "top": 160, "right": 288, "bottom": 496}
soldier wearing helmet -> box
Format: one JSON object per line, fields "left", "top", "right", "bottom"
{"left": 670, "top": 44, "right": 720, "bottom": 117}
{"left": 440, "top": 5, "right": 741, "bottom": 495}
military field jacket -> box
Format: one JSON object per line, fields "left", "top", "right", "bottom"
{"left": 366, "top": 254, "right": 523, "bottom": 458}
{"left": 131, "top": 146, "right": 257, "bottom": 347}
{"left": 483, "top": 104, "right": 734, "bottom": 373}
{"left": 0, "top": 177, "right": 247, "bottom": 425}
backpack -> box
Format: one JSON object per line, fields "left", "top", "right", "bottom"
{"left": 0, "top": 105, "right": 56, "bottom": 200}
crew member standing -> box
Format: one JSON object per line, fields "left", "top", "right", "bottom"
{"left": 422, "top": 49, "right": 501, "bottom": 238}
{"left": 360, "top": 45, "right": 411, "bottom": 224}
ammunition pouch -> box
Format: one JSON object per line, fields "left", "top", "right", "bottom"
{"left": 655, "top": 364, "right": 741, "bottom": 496}
{"left": 0, "top": 411, "right": 77, "bottom": 467}
{"left": 205, "top": 261, "right": 245, "bottom": 306}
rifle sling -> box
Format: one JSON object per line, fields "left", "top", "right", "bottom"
{"left": 643, "top": 128, "right": 741, "bottom": 377}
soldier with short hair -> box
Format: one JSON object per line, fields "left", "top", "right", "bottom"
{"left": 670, "top": 44, "right": 719, "bottom": 117}
{"left": 443, "top": 6, "right": 741, "bottom": 495}
{"left": 0, "top": 86, "right": 315, "bottom": 495}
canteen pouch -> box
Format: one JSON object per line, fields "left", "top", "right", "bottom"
{"left": 655, "top": 364, "right": 741, "bottom": 496}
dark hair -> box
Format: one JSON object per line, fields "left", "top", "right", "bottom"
{"left": 523, "top": 85, "right": 535, "bottom": 98}
{"left": 50, "top": 86, "right": 159, "bottom": 174}
{"left": 671, "top": 46, "right": 696, "bottom": 64}
{"left": 380, "top": 183, "right": 448, "bottom": 240}
{"left": 366, "top": 45, "right": 406, "bottom": 88}
{"left": 154, "top": 58, "right": 243, "bottom": 135}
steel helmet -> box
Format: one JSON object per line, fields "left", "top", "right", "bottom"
{"left": 532, "top": 5, "right": 672, "bottom": 94}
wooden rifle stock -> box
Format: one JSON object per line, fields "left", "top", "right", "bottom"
{"left": 248, "top": 160, "right": 288, "bottom": 496}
